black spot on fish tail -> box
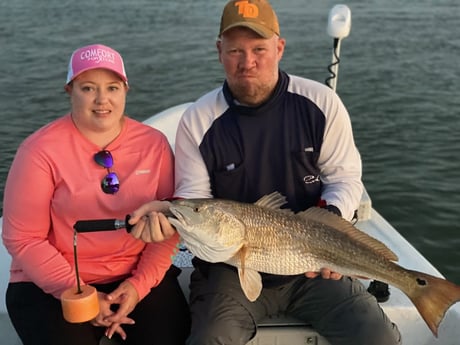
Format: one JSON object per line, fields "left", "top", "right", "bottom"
{"left": 416, "top": 278, "right": 427, "bottom": 286}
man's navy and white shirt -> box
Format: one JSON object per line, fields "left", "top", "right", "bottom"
{"left": 174, "top": 71, "right": 363, "bottom": 220}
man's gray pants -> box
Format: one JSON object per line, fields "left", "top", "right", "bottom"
{"left": 186, "top": 263, "right": 401, "bottom": 345}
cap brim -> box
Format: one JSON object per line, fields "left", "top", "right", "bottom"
{"left": 66, "top": 67, "right": 128, "bottom": 85}
{"left": 221, "top": 22, "right": 275, "bottom": 39}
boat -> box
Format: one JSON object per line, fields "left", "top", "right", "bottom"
{"left": 2, "top": 5, "right": 460, "bottom": 345}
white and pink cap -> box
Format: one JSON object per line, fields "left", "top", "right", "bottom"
{"left": 66, "top": 44, "right": 128, "bottom": 85}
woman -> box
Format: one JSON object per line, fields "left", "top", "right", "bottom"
{"left": 2, "top": 44, "right": 190, "bottom": 345}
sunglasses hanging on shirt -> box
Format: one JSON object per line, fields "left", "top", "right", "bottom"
{"left": 93, "top": 150, "right": 120, "bottom": 194}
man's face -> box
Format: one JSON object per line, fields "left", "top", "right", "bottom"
{"left": 217, "top": 27, "right": 285, "bottom": 106}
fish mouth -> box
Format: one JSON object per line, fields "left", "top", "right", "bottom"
{"left": 168, "top": 206, "right": 182, "bottom": 220}
{"left": 168, "top": 205, "right": 192, "bottom": 230}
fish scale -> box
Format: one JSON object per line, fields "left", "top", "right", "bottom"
{"left": 211, "top": 202, "right": 390, "bottom": 278}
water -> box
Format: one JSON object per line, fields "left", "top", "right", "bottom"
{"left": 1, "top": 0, "right": 459, "bottom": 283}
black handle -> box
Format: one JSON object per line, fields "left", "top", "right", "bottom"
{"left": 73, "top": 215, "right": 133, "bottom": 233}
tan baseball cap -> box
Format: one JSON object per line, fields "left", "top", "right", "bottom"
{"left": 219, "top": 0, "right": 280, "bottom": 38}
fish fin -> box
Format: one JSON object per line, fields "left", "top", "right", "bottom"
{"left": 238, "top": 267, "right": 262, "bottom": 302}
{"left": 297, "top": 207, "right": 398, "bottom": 261}
{"left": 240, "top": 244, "right": 248, "bottom": 270}
{"left": 236, "top": 244, "right": 262, "bottom": 302}
{"left": 255, "top": 192, "right": 293, "bottom": 214}
{"left": 402, "top": 270, "right": 460, "bottom": 337}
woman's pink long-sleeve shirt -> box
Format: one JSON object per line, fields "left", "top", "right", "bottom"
{"left": 2, "top": 114, "right": 178, "bottom": 300}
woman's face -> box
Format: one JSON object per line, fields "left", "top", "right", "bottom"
{"left": 67, "top": 68, "right": 128, "bottom": 136}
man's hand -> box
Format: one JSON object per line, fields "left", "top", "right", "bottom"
{"left": 129, "top": 200, "right": 176, "bottom": 242}
{"left": 305, "top": 267, "right": 342, "bottom": 280}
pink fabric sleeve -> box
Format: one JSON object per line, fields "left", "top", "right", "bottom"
{"left": 127, "top": 232, "right": 180, "bottom": 300}
{"left": 126, "top": 137, "right": 179, "bottom": 300}
{"left": 2, "top": 143, "right": 80, "bottom": 298}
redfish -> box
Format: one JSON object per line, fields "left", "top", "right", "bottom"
{"left": 169, "top": 192, "right": 460, "bottom": 337}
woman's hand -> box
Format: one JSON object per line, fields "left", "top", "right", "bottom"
{"left": 129, "top": 200, "right": 176, "bottom": 242}
{"left": 102, "top": 281, "right": 140, "bottom": 339}
{"left": 91, "top": 289, "right": 135, "bottom": 340}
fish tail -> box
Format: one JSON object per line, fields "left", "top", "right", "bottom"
{"left": 403, "top": 270, "right": 460, "bottom": 337}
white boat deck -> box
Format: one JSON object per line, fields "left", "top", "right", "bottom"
{"left": 2, "top": 102, "right": 460, "bottom": 345}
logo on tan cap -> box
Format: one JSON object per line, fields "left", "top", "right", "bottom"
{"left": 219, "top": 0, "right": 280, "bottom": 38}
{"left": 236, "top": 1, "right": 259, "bottom": 18}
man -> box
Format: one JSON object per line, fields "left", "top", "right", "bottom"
{"left": 130, "top": 1, "right": 401, "bottom": 344}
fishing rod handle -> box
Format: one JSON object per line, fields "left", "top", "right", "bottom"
{"left": 73, "top": 215, "right": 133, "bottom": 233}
